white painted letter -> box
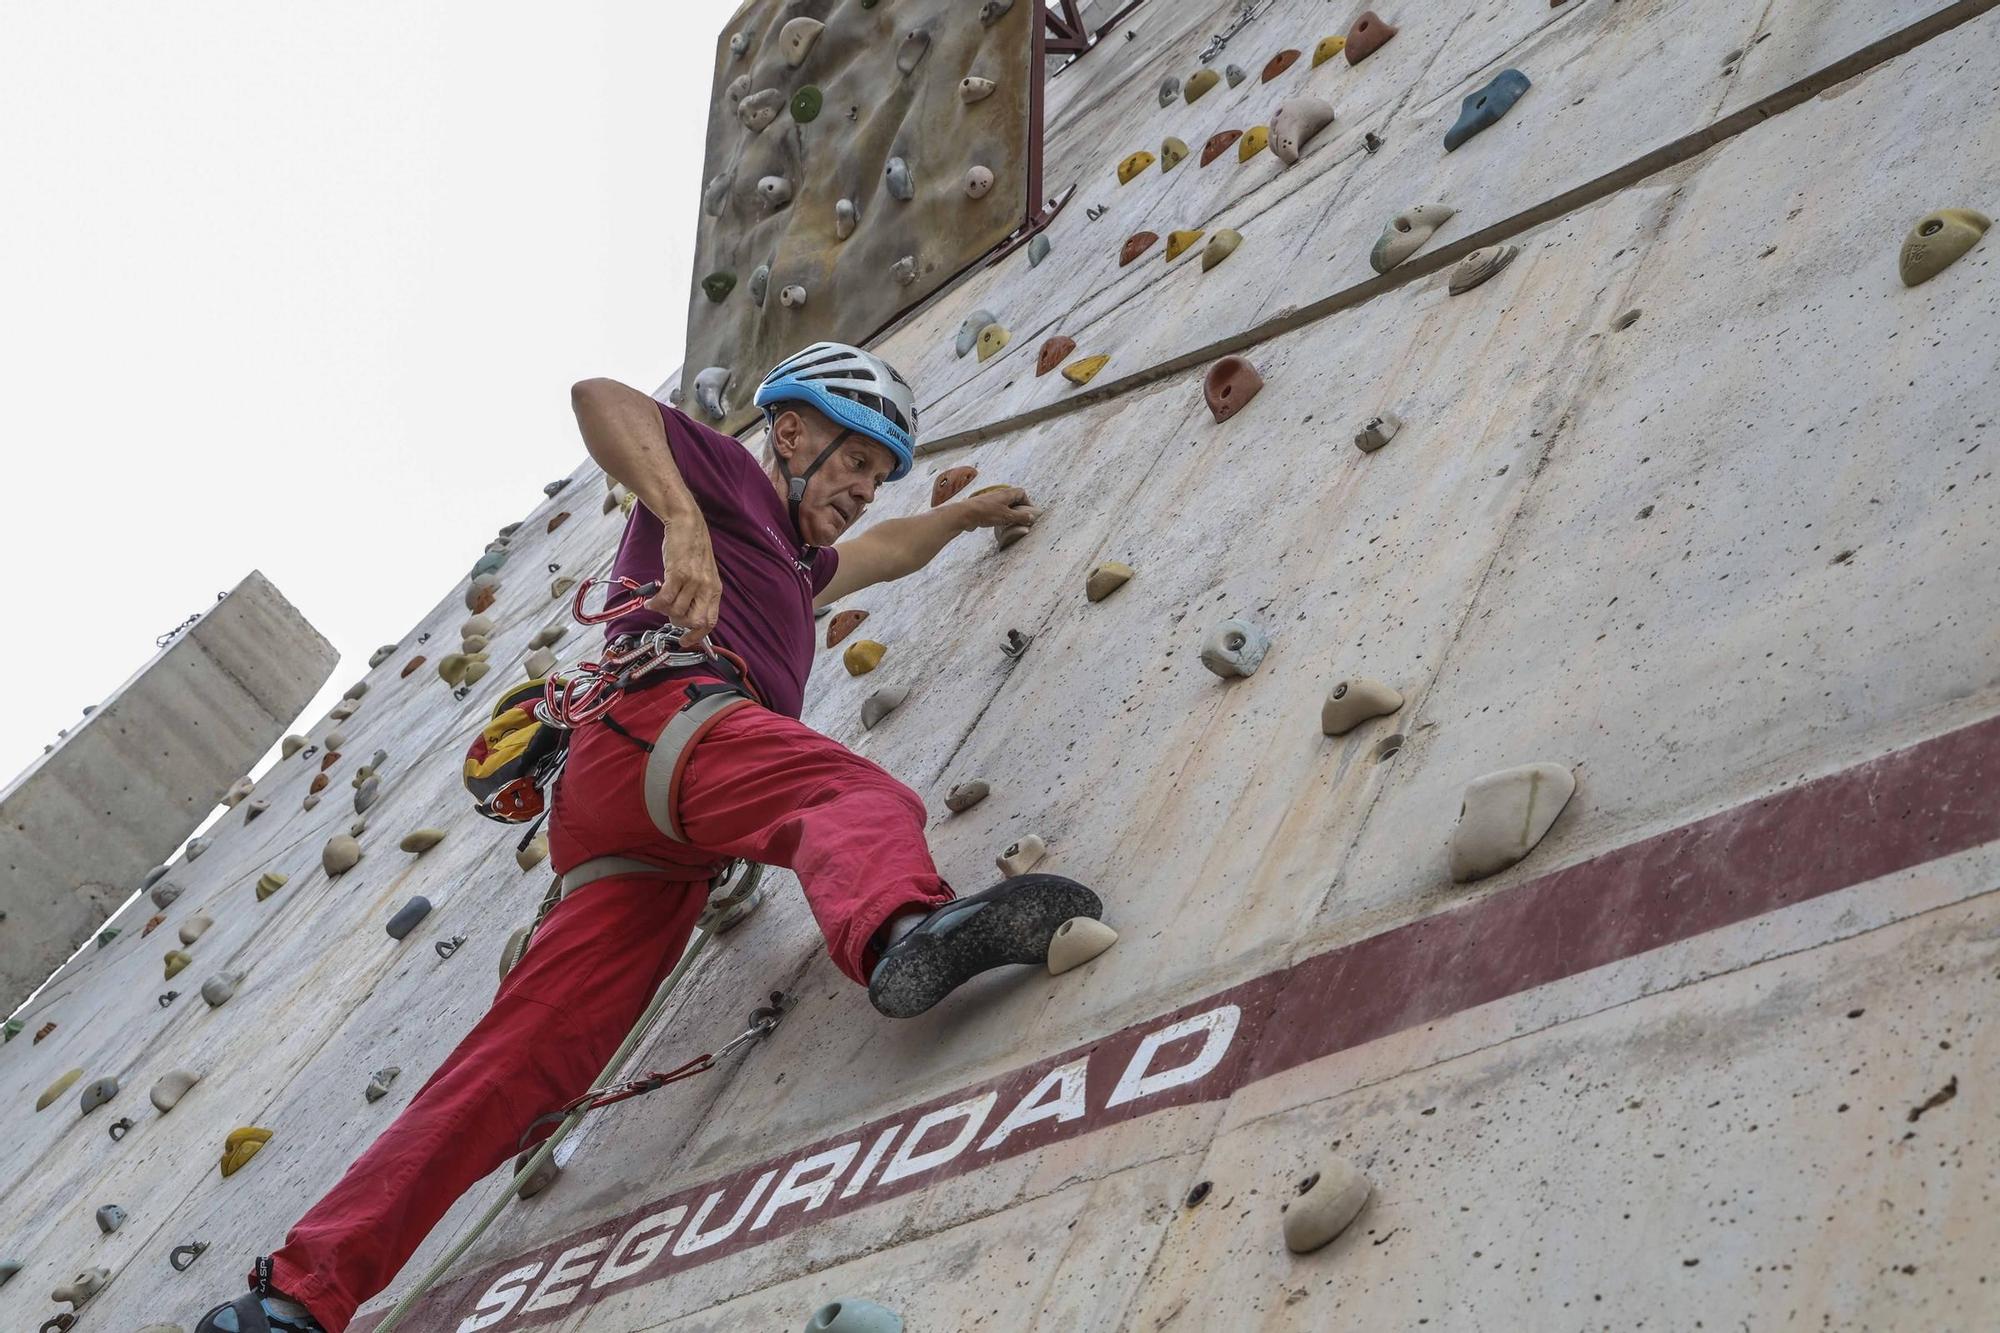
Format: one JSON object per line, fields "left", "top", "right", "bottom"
{"left": 521, "top": 1238, "right": 609, "bottom": 1313}
{"left": 980, "top": 1059, "right": 1089, "bottom": 1151}
{"left": 1106, "top": 1005, "right": 1240, "bottom": 1108}
{"left": 454, "top": 1261, "right": 543, "bottom": 1332}
{"left": 670, "top": 1170, "right": 777, "bottom": 1256}
{"left": 840, "top": 1124, "right": 901, "bottom": 1199}
{"left": 591, "top": 1206, "right": 687, "bottom": 1288}
{"left": 877, "top": 1092, "right": 999, "bottom": 1185}
{"left": 752, "top": 1142, "right": 860, "bottom": 1230}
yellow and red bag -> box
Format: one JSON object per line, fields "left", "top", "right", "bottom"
{"left": 462, "top": 679, "right": 569, "bottom": 823}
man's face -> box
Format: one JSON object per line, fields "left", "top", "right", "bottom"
{"left": 779, "top": 410, "right": 896, "bottom": 546}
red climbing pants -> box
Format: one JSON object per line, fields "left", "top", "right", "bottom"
{"left": 261, "top": 676, "right": 953, "bottom": 1330}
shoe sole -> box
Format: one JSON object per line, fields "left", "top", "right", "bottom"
{"left": 869, "top": 876, "right": 1102, "bottom": 1019}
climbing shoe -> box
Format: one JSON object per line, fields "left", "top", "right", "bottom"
{"left": 194, "top": 1291, "right": 325, "bottom": 1333}
{"left": 868, "top": 874, "right": 1103, "bottom": 1018}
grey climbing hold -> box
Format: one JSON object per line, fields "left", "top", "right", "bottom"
{"left": 757, "top": 175, "right": 794, "bottom": 211}
{"left": 53, "top": 1266, "right": 110, "bottom": 1309}
{"left": 169, "top": 1241, "right": 209, "bottom": 1272}
{"left": 177, "top": 914, "right": 212, "bottom": 946}
{"left": 1321, "top": 679, "right": 1404, "bottom": 735}
{"left": 355, "top": 773, "right": 381, "bottom": 814}
{"left": 740, "top": 89, "right": 785, "bottom": 133}
{"left": 885, "top": 156, "right": 915, "bottom": 201}
{"left": 400, "top": 828, "right": 447, "bottom": 854}
{"left": 79, "top": 1077, "right": 119, "bottom": 1114}
{"left": 956, "top": 310, "right": 999, "bottom": 358}
{"left": 95, "top": 1205, "right": 125, "bottom": 1235}
{"left": 330, "top": 696, "right": 361, "bottom": 719}
{"left": 1199, "top": 619, "right": 1270, "bottom": 678}
{"left": 960, "top": 76, "right": 996, "bottom": 103}
{"left": 386, "top": 897, "right": 432, "bottom": 940}
{"left": 997, "top": 833, "right": 1047, "bottom": 876}
{"left": 244, "top": 797, "right": 270, "bottom": 821}
{"left": 862, "top": 685, "right": 909, "bottom": 730}
{"left": 834, "top": 199, "right": 859, "bottom": 241}
{"left": 780, "top": 284, "right": 808, "bottom": 308}
{"left": 945, "top": 780, "right": 990, "bottom": 813}
{"left": 1282, "top": 1158, "right": 1372, "bottom": 1252}
{"left": 516, "top": 1149, "right": 562, "bottom": 1199}
{"left": 365, "top": 1067, "right": 401, "bottom": 1102}
{"left": 524, "top": 646, "right": 557, "bottom": 679}
{"left": 1369, "top": 204, "right": 1454, "bottom": 274}
{"left": 702, "top": 172, "right": 732, "bottom": 216}
{"left": 978, "top": 0, "right": 1014, "bottom": 24}
{"left": 1158, "top": 76, "right": 1179, "bottom": 107}
{"left": 1444, "top": 69, "right": 1531, "bottom": 151}
{"left": 803, "top": 1298, "right": 904, "bottom": 1333}
{"left": 1225, "top": 63, "right": 1247, "bottom": 87}
{"left": 1448, "top": 244, "right": 1519, "bottom": 295}
{"left": 528, "top": 623, "right": 567, "bottom": 650}
{"left": 1001, "top": 628, "right": 1032, "bottom": 660}
{"left": 1271, "top": 97, "right": 1336, "bottom": 165}
{"left": 1027, "top": 234, "right": 1051, "bottom": 267}
{"left": 324, "top": 728, "right": 348, "bottom": 752}
{"left": 965, "top": 165, "right": 995, "bottom": 199}
{"left": 368, "top": 644, "right": 396, "bottom": 668}
{"left": 1450, "top": 762, "right": 1575, "bottom": 881}
{"left": 1354, "top": 412, "right": 1403, "bottom": 453}
{"left": 694, "top": 367, "right": 733, "bottom": 420}
{"left": 280, "top": 735, "right": 306, "bottom": 759}
{"left": 151, "top": 1069, "right": 200, "bottom": 1113}
{"left": 343, "top": 680, "right": 369, "bottom": 701}
{"left": 779, "top": 16, "right": 824, "bottom": 66}
{"left": 728, "top": 31, "right": 748, "bottom": 59}
{"left": 201, "top": 971, "right": 242, "bottom": 1008}
{"left": 150, "top": 882, "right": 182, "bottom": 909}
{"left": 1047, "top": 917, "right": 1118, "bottom": 975}
{"left": 896, "top": 28, "right": 931, "bottom": 75}
{"left": 142, "top": 864, "right": 171, "bottom": 890}
{"left": 890, "top": 255, "right": 917, "bottom": 285}
{"left": 323, "top": 834, "right": 363, "bottom": 876}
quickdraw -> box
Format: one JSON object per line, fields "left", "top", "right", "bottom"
{"left": 537, "top": 576, "right": 755, "bottom": 727}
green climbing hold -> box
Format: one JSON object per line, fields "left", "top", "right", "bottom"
{"left": 803, "top": 1298, "right": 904, "bottom": 1332}
{"left": 701, "top": 271, "right": 737, "bottom": 303}
{"left": 164, "top": 950, "right": 192, "bottom": 979}
{"left": 791, "top": 85, "right": 823, "bottom": 123}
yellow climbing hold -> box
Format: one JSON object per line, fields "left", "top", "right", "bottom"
{"left": 36, "top": 1068, "right": 83, "bottom": 1111}
{"left": 1900, "top": 208, "right": 1989, "bottom": 286}
{"left": 464, "top": 658, "right": 493, "bottom": 685}
{"left": 1166, "top": 228, "right": 1206, "bottom": 261}
{"left": 1160, "top": 136, "right": 1189, "bottom": 171}
{"left": 437, "top": 653, "right": 470, "bottom": 687}
{"left": 844, "top": 640, "right": 887, "bottom": 676}
{"left": 254, "top": 871, "right": 288, "bottom": 902}
{"left": 1201, "top": 229, "right": 1244, "bottom": 272}
{"left": 219, "top": 1126, "right": 273, "bottom": 1178}
{"left": 1237, "top": 125, "right": 1270, "bottom": 161}
{"left": 1184, "top": 68, "right": 1219, "bottom": 103}
{"left": 1062, "top": 354, "right": 1110, "bottom": 386}
{"left": 1116, "top": 151, "right": 1155, "bottom": 185}
{"left": 164, "top": 949, "right": 192, "bottom": 979}
{"left": 1312, "top": 35, "right": 1346, "bottom": 67}
{"left": 976, "top": 324, "right": 1011, "bottom": 362}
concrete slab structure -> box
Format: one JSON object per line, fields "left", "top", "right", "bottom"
{"left": 0, "top": 570, "right": 335, "bottom": 1010}
{"left": 2, "top": 2, "right": 1998, "bottom": 1331}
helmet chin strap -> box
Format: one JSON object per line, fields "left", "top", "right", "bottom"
{"left": 774, "top": 426, "right": 857, "bottom": 550}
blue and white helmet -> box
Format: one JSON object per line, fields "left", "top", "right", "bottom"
{"left": 753, "top": 341, "right": 918, "bottom": 482}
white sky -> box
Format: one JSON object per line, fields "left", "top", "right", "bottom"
{"left": 0, "top": 2, "right": 730, "bottom": 788}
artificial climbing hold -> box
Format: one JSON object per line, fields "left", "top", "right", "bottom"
{"left": 890, "top": 255, "right": 917, "bottom": 285}
{"left": 740, "top": 89, "right": 785, "bottom": 133}
{"left": 786, "top": 85, "right": 823, "bottom": 122}
{"left": 79, "top": 1076, "right": 119, "bottom": 1113}
{"left": 779, "top": 16, "right": 823, "bottom": 66}
{"left": 1203, "top": 355, "right": 1261, "bottom": 421}
{"left": 701, "top": 271, "right": 736, "bottom": 303}
{"left": 386, "top": 897, "right": 432, "bottom": 941}
{"left": 255, "top": 871, "right": 287, "bottom": 901}
{"left": 465, "top": 575, "right": 500, "bottom": 614}
{"left": 280, "top": 735, "right": 306, "bottom": 759}
{"left": 34, "top": 1019, "right": 57, "bottom": 1041}
{"left": 826, "top": 609, "right": 870, "bottom": 648}
{"left": 955, "top": 310, "right": 998, "bottom": 357}
{"left": 965, "top": 165, "right": 995, "bottom": 199}
{"left": 1311, "top": 35, "right": 1345, "bottom": 67}
{"left": 1047, "top": 917, "right": 1118, "bottom": 975}
{"left": 1900, "top": 208, "right": 1989, "bottom": 286}
{"left": 369, "top": 644, "right": 396, "bottom": 667}
{"left": 1158, "top": 139, "right": 1191, "bottom": 176}
{"left": 95, "top": 1205, "right": 125, "bottom": 1235}
{"left": 1086, "top": 561, "right": 1135, "bottom": 602}
{"left": 1200, "top": 230, "right": 1232, "bottom": 272}
{"left": 517, "top": 833, "right": 550, "bottom": 870}
{"left": 185, "top": 834, "right": 210, "bottom": 860}
{"left": 524, "top": 647, "right": 557, "bottom": 679}
{"left": 152, "top": 882, "right": 183, "bottom": 908}
{"left": 960, "top": 75, "right": 996, "bottom": 103}
{"left": 1444, "top": 69, "right": 1532, "bottom": 152}
{"left": 702, "top": 171, "right": 732, "bottom": 216}
{"left": 1001, "top": 628, "right": 1032, "bottom": 661}
{"left": 862, "top": 686, "right": 908, "bottom": 730}
{"left": 302, "top": 794, "right": 322, "bottom": 812}
{"left": 322, "top": 834, "right": 362, "bottom": 877}
{"left": 1282, "top": 1158, "right": 1372, "bottom": 1252}
{"left": 177, "top": 914, "right": 212, "bottom": 946}
{"left": 365, "top": 1067, "right": 401, "bottom": 1102}
{"left": 36, "top": 1069, "right": 82, "bottom": 1111}
{"left": 330, "top": 695, "right": 362, "bottom": 719}
{"left": 52, "top": 1267, "right": 110, "bottom": 1309}
{"left": 694, "top": 366, "right": 733, "bottom": 420}
{"left": 142, "top": 914, "right": 165, "bottom": 937}
{"left": 931, "top": 466, "right": 979, "bottom": 509}
{"left": 400, "top": 655, "right": 426, "bottom": 678}
{"left": 1037, "top": 337, "right": 1075, "bottom": 377}
{"left": 1184, "top": 68, "right": 1219, "bottom": 103}
{"left": 844, "top": 640, "right": 887, "bottom": 676}
{"left": 1120, "top": 231, "right": 1158, "bottom": 266}
{"left": 1345, "top": 11, "right": 1397, "bottom": 64}
{"left": 1027, "top": 234, "right": 1051, "bottom": 267}
{"left": 498, "top": 925, "right": 531, "bottom": 983}
{"left": 727, "top": 73, "right": 750, "bottom": 104}
{"left": 896, "top": 27, "right": 931, "bottom": 75}
{"left": 1354, "top": 412, "right": 1403, "bottom": 453}
{"left": 355, "top": 774, "right": 381, "bottom": 814}
{"left": 803, "top": 1298, "right": 904, "bottom": 1332}
{"left": 201, "top": 972, "right": 242, "bottom": 1008}
{"left": 885, "top": 156, "right": 915, "bottom": 201}
{"left": 551, "top": 575, "right": 577, "bottom": 599}
{"left": 978, "top": 0, "right": 1014, "bottom": 25}
{"left": 1321, "top": 679, "right": 1404, "bottom": 734}
{"left": 151, "top": 1069, "right": 200, "bottom": 1112}
{"left": 758, "top": 176, "right": 795, "bottom": 211}
{"left": 975, "top": 323, "right": 1010, "bottom": 361}
{"left": 218, "top": 1126, "right": 273, "bottom": 1178}
{"left": 1370, "top": 204, "right": 1455, "bottom": 274}
{"left": 728, "top": 31, "right": 748, "bottom": 58}
{"left": 1451, "top": 762, "right": 1576, "bottom": 881}
{"left": 1158, "top": 78, "right": 1179, "bottom": 107}
{"left": 833, "top": 199, "right": 860, "bottom": 244}
{"left": 1116, "top": 151, "right": 1156, "bottom": 186}
{"left": 997, "top": 834, "right": 1047, "bottom": 876}
{"left": 164, "top": 950, "right": 192, "bottom": 980}
{"left": 529, "top": 623, "right": 568, "bottom": 650}
{"left": 1199, "top": 619, "right": 1271, "bottom": 677}
{"left": 400, "top": 828, "right": 447, "bottom": 855}
{"left": 945, "top": 780, "right": 989, "bottom": 813}
{"left": 1448, "top": 244, "right": 1520, "bottom": 295}
{"left": 1166, "top": 228, "right": 1205, "bottom": 262}
{"left": 461, "top": 613, "right": 495, "bottom": 639}
{"left": 1063, "top": 354, "right": 1110, "bottom": 385}
{"left": 1200, "top": 130, "right": 1242, "bottom": 167}
{"left": 1262, "top": 49, "right": 1301, "bottom": 82}
{"left": 308, "top": 773, "right": 329, "bottom": 796}
{"left": 1272, "top": 98, "right": 1335, "bottom": 165}
{"left": 1236, "top": 126, "right": 1269, "bottom": 162}
{"left": 1226, "top": 63, "right": 1247, "bottom": 87}
{"left": 515, "top": 1149, "right": 562, "bottom": 1199}
{"left": 95, "top": 927, "right": 119, "bottom": 948}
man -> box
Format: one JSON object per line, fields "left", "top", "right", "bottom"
{"left": 196, "top": 343, "right": 1104, "bottom": 1333}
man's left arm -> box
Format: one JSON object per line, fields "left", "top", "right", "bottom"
{"left": 815, "top": 487, "right": 1035, "bottom": 606}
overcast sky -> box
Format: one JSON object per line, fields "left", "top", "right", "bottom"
{"left": 0, "top": 2, "right": 727, "bottom": 788}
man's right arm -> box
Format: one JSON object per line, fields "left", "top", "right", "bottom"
{"left": 570, "top": 378, "right": 724, "bottom": 641}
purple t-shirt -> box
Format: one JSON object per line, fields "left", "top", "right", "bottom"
{"left": 604, "top": 402, "right": 838, "bottom": 719}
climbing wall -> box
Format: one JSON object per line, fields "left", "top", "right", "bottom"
{"left": 5, "top": 1, "right": 2000, "bottom": 1330}
{"left": 678, "top": 0, "right": 1035, "bottom": 434}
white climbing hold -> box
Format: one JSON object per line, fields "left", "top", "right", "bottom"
{"left": 997, "top": 833, "right": 1047, "bottom": 876}
{"left": 862, "top": 685, "right": 908, "bottom": 730}
{"left": 780, "top": 284, "right": 808, "bottom": 308}
{"left": 1369, "top": 204, "right": 1455, "bottom": 274}
{"left": 891, "top": 255, "right": 917, "bottom": 285}
{"left": 960, "top": 76, "right": 996, "bottom": 103}
{"left": 1450, "top": 763, "right": 1575, "bottom": 881}
{"left": 779, "top": 16, "right": 824, "bottom": 67}
{"left": 956, "top": 310, "right": 998, "bottom": 358}
{"left": 694, "top": 367, "right": 733, "bottom": 420}
{"left": 1047, "top": 916, "right": 1117, "bottom": 975}
{"left": 1448, "top": 244, "right": 1520, "bottom": 296}
{"left": 201, "top": 971, "right": 242, "bottom": 1008}
{"left": 280, "top": 735, "right": 306, "bottom": 759}
{"left": 1271, "top": 97, "right": 1336, "bottom": 165}
{"left": 1354, "top": 412, "right": 1403, "bottom": 453}
{"left": 517, "top": 833, "right": 550, "bottom": 871}
{"left": 365, "top": 1066, "right": 401, "bottom": 1102}
{"left": 524, "top": 647, "right": 557, "bottom": 679}
{"left": 222, "top": 777, "right": 254, "bottom": 807}
{"left": 53, "top": 1266, "right": 111, "bottom": 1310}
{"left": 758, "top": 175, "right": 795, "bottom": 211}
{"left": 324, "top": 729, "right": 347, "bottom": 752}
{"left": 1282, "top": 1158, "right": 1372, "bottom": 1253}
{"left": 946, "top": 780, "right": 990, "bottom": 813}
{"left": 177, "top": 914, "right": 212, "bottom": 946}
{"left": 1321, "top": 679, "right": 1404, "bottom": 735}
{"left": 739, "top": 89, "right": 785, "bottom": 133}
{"left": 1158, "top": 77, "right": 1179, "bottom": 107}
{"left": 896, "top": 28, "right": 931, "bottom": 75}
{"left": 835, "top": 198, "right": 859, "bottom": 240}
{"left": 885, "top": 156, "right": 915, "bottom": 201}
{"left": 1199, "top": 619, "right": 1271, "bottom": 678}
{"left": 151, "top": 1069, "right": 201, "bottom": 1112}
{"left": 965, "top": 165, "right": 995, "bottom": 199}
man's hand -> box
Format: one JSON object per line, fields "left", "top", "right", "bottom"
{"left": 649, "top": 517, "right": 723, "bottom": 644}
{"left": 950, "top": 485, "right": 1038, "bottom": 533}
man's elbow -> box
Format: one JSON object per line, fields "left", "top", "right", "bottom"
{"left": 570, "top": 377, "right": 622, "bottom": 420}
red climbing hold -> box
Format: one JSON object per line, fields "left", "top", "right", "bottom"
{"left": 1261, "top": 49, "right": 1301, "bottom": 82}
{"left": 1346, "top": 11, "right": 1397, "bottom": 63}
{"left": 1037, "top": 336, "right": 1076, "bottom": 377}
{"left": 931, "top": 465, "right": 978, "bottom": 508}
{"left": 1200, "top": 130, "right": 1243, "bottom": 167}
{"left": 1204, "top": 357, "right": 1264, "bottom": 423}
{"left": 1120, "top": 231, "right": 1159, "bottom": 266}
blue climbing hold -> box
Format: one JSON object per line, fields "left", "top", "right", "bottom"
{"left": 803, "top": 1298, "right": 903, "bottom": 1333}
{"left": 1444, "top": 69, "right": 1530, "bottom": 152}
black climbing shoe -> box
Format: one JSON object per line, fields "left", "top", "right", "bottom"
{"left": 194, "top": 1291, "right": 325, "bottom": 1333}
{"left": 868, "top": 875, "right": 1103, "bottom": 1019}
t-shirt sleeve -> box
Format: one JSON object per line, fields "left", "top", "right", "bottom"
{"left": 657, "top": 401, "right": 761, "bottom": 511}
{"left": 810, "top": 545, "right": 840, "bottom": 596}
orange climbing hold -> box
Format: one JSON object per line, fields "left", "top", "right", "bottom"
{"left": 1261, "top": 49, "right": 1301, "bottom": 82}
{"left": 826, "top": 609, "right": 870, "bottom": 648}
{"left": 930, "top": 465, "right": 979, "bottom": 507}
{"left": 1346, "top": 11, "right": 1397, "bottom": 63}
{"left": 1037, "top": 336, "right": 1076, "bottom": 376}
{"left": 1120, "top": 231, "right": 1159, "bottom": 266}
{"left": 1200, "top": 130, "right": 1242, "bottom": 167}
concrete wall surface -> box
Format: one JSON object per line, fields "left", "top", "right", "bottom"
{"left": 2, "top": 1, "right": 1997, "bottom": 1331}
{"left": 0, "top": 569, "right": 336, "bottom": 1012}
